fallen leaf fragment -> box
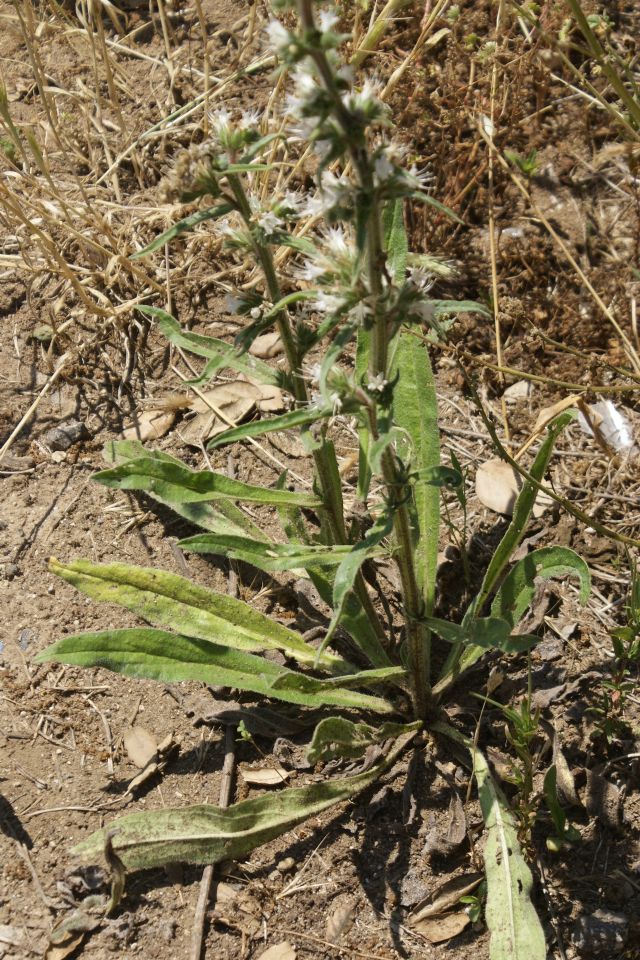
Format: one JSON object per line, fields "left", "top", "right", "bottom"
{"left": 423, "top": 791, "right": 467, "bottom": 859}
{"left": 476, "top": 459, "right": 521, "bottom": 515}
{"left": 532, "top": 394, "right": 582, "bottom": 435}
{"left": 181, "top": 382, "right": 260, "bottom": 445}
{"left": 123, "top": 726, "right": 158, "bottom": 769}
{"left": 240, "top": 764, "right": 291, "bottom": 786}
{"left": 249, "top": 331, "right": 284, "bottom": 358}
{"left": 238, "top": 373, "right": 285, "bottom": 413}
{"left": 256, "top": 942, "right": 297, "bottom": 960}
{"left": 45, "top": 895, "right": 106, "bottom": 960}
{"left": 411, "top": 910, "right": 471, "bottom": 943}
{"left": 409, "top": 873, "right": 483, "bottom": 923}
{"left": 325, "top": 896, "right": 356, "bottom": 944}
{"left": 123, "top": 409, "right": 176, "bottom": 442}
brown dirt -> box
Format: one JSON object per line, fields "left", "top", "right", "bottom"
{"left": 2, "top": 2, "right": 640, "bottom": 960}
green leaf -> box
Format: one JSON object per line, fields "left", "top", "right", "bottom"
{"left": 307, "top": 716, "right": 421, "bottom": 764}
{"left": 392, "top": 332, "right": 440, "bottom": 617}
{"left": 382, "top": 199, "right": 408, "bottom": 282}
{"left": 431, "top": 299, "right": 491, "bottom": 317}
{"left": 48, "top": 559, "right": 346, "bottom": 671}
{"left": 410, "top": 190, "right": 463, "bottom": 224}
{"left": 239, "top": 132, "right": 283, "bottom": 162}
{"left": 102, "top": 441, "right": 266, "bottom": 540}
{"left": 434, "top": 723, "right": 546, "bottom": 960}
{"left": 131, "top": 204, "right": 234, "bottom": 258}
{"left": 142, "top": 307, "right": 281, "bottom": 387}
{"left": 435, "top": 412, "right": 574, "bottom": 695}
{"left": 474, "top": 746, "right": 546, "bottom": 959}
{"left": 425, "top": 616, "right": 538, "bottom": 654}
{"left": 94, "top": 456, "right": 320, "bottom": 508}
{"left": 270, "top": 232, "right": 317, "bottom": 255}
{"left": 179, "top": 533, "right": 385, "bottom": 573}
{"left": 318, "top": 513, "right": 394, "bottom": 659}
{"left": 36, "top": 628, "right": 397, "bottom": 714}
{"left": 69, "top": 731, "right": 417, "bottom": 871}
{"left": 491, "top": 546, "right": 591, "bottom": 629}
{"left": 207, "top": 406, "right": 333, "bottom": 449}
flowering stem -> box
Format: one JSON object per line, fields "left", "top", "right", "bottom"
{"left": 227, "top": 173, "right": 390, "bottom": 661}
{"left": 295, "top": 0, "right": 433, "bottom": 718}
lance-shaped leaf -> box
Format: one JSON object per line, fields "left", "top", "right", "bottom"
{"left": 491, "top": 546, "right": 591, "bottom": 629}
{"left": 474, "top": 747, "right": 546, "bottom": 959}
{"left": 48, "top": 559, "right": 347, "bottom": 672}
{"left": 317, "top": 513, "right": 394, "bottom": 659}
{"left": 93, "top": 457, "right": 320, "bottom": 508}
{"left": 131, "top": 203, "right": 234, "bottom": 258}
{"left": 102, "top": 441, "right": 266, "bottom": 540}
{"left": 307, "top": 716, "right": 421, "bottom": 764}
{"left": 433, "top": 722, "right": 546, "bottom": 960}
{"left": 36, "top": 629, "right": 397, "bottom": 714}
{"left": 392, "top": 332, "right": 440, "bottom": 618}
{"left": 69, "top": 731, "right": 416, "bottom": 871}
{"left": 179, "top": 532, "right": 386, "bottom": 573}
{"left": 144, "top": 307, "right": 282, "bottom": 387}
{"left": 382, "top": 199, "right": 408, "bottom": 282}
{"left": 425, "top": 616, "right": 537, "bottom": 654}
{"left": 435, "top": 412, "right": 575, "bottom": 695}
{"left": 207, "top": 406, "right": 333, "bottom": 449}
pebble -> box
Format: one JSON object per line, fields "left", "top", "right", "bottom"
{"left": 571, "top": 909, "right": 628, "bottom": 956}
{"left": 276, "top": 857, "right": 296, "bottom": 873}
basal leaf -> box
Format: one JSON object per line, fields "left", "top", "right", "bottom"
{"left": 102, "top": 441, "right": 266, "bottom": 540}
{"left": 491, "top": 546, "right": 591, "bottom": 629}
{"left": 307, "top": 716, "right": 421, "bottom": 764}
{"left": 425, "top": 616, "right": 538, "bottom": 655}
{"left": 473, "top": 746, "right": 546, "bottom": 959}
{"left": 179, "top": 533, "right": 385, "bottom": 573}
{"left": 48, "top": 559, "right": 347, "bottom": 672}
{"left": 70, "top": 731, "right": 417, "bottom": 870}
{"left": 131, "top": 203, "right": 234, "bottom": 258}
{"left": 36, "top": 628, "right": 395, "bottom": 714}
{"left": 94, "top": 456, "right": 320, "bottom": 508}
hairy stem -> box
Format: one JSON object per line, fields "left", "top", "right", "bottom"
{"left": 227, "top": 174, "right": 389, "bottom": 657}
{"left": 293, "top": 3, "right": 433, "bottom": 716}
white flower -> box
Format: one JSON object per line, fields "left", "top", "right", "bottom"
{"left": 409, "top": 299, "right": 436, "bottom": 322}
{"left": 319, "top": 8, "right": 339, "bottom": 31}
{"left": 257, "top": 210, "right": 284, "bottom": 234}
{"left": 374, "top": 153, "right": 396, "bottom": 183}
{"left": 320, "top": 170, "right": 351, "bottom": 207}
{"left": 325, "top": 226, "right": 349, "bottom": 259}
{"left": 313, "top": 292, "right": 344, "bottom": 314}
{"left": 281, "top": 190, "right": 304, "bottom": 212}
{"left": 216, "top": 218, "right": 235, "bottom": 237}
{"left": 266, "top": 19, "right": 290, "bottom": 53}
{"left": 408, "top": 267, "right": 434, "bottom": 291}
{"left": 298, "top": 259, "right": 326, "bottom": 282}
{"left": 309, "top": 363, "right": 322, "bottom": 386}
{"left": 300, "top": 192, "right": 325, "bottom": 218}
{"left": 225, "top": 294, "right": 243, "bottom": 313}
{"left": 250, "top": 306, "right": 262, "bottom": 319}
{"left": 239, "top": 108, "right": 261, "bottom": 129}
{"left": 350, "top": 301, "right": 372, "bottom": 323}
{"left": 210, "top": 107, "right": 232, "bottom": 133}
{"left": 405, "top": 163, "right": 433, "bottom": 191}
{"left": 367, "top": 373, "right": 387, "bottom": 392}
{"left": 328, "top": 391, "right": 343, "bottom": 413}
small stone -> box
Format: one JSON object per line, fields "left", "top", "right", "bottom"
{"left": 276, "top": 857, "right": 296, "bottom": 873}
{"left": 3, "top": 563, "right": 19, "bottom": 581}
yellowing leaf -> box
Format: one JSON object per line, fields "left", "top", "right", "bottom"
{"left": 123, "top": 726, "right": 158, "bottom": 769}
{"left": 123, "top": 409, "right": 176, "bottom": 442}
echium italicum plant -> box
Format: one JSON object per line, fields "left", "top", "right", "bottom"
{"left": 38, "top": 3, "right": 591, "bottom": 956}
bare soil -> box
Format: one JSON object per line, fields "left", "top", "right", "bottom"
{"left": 1, "top": 2, "right": 640, "bottom": 959}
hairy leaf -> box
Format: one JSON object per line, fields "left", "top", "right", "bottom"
{"left": 36, "top": 628, "right": 397, "bottom": 714}
{"left": 145, "top": 307, "right": 282, "bottom": 386}
{"left": 207, "top": 406, "right": 333, "bottom": 449}
{"left": 101, "top": 441, "right": 266, "bottom": 540}
{"left": 70, "top": 732, "right": 417, "bottom": 870}
{"left": 474, "top": 746, "right": 546, "bottom": 959}
{"left": 131, "top": 204, "right": 234, "bottom": 258}
{"left": 382, "top": 199, "right": 408, "bottom": 282}
{"left": 425, "top": 616, "right": 537, "bottom": 654}
{"left": 94, "top": 456, "right": 320, "bottom": 508}
{"left": 307, "top": 716, "right": 420, "bottom": 764}
{"left": 179, "top": 533, "right": 385, "bottom": 572}
{"left": 392, "top": 332, "right": 440, "bottom": 617}
{"left": 491, "top": 546, "right": 591, "bottom": 629}
{"left": 48, "top": 559, "right": 346, "bottom": 671}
